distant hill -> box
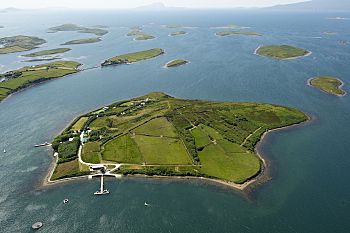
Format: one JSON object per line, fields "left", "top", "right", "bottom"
{"left": 134, "top": 2, "right": 185, "bottom": 11}
{"left": 267, "top": 0, "right": 350, "bottom": 11}
{"left": 0, "top": 7, "right": 22, "bottom": 13}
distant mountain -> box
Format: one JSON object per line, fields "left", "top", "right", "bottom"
{"left": 268, "top": 0, "right": 350, "bottom": 11}
{"left": 134, "top": 2, "right": 185, "bottom": 11}
{"left": 0, "top": 7, "right": 22, "bottom": 13}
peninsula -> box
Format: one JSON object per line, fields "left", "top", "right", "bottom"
{"left": 22, "top": 48, "right": 71, "bottom": 57}
{"left": 255, "top": 45, "right": 311, "bottom": 60}
{"left": 0, "top": 61, "right": 81, "bottom": 102}
{"left": 101, "top": 48, "right": 164, "bottom": 67}
{"left": 165, "top": 59, "right": 189, "bottom": 68}
{"left": 61, "top": 38, "right": 101, "bottom": 45}
{"left": 0, "top": 35, "right": 46, "bottom": 54}
{"left": 216, "top": 31, "right": 262, "bottom": 37}
{"left": 50, "top": 92, "right": 307, "bottom": 189}
{"left": 308, "top": 76, "right": 346, "bottom": 96}
{"left": 48, "top": 24, "right": 108, "bottom": 36}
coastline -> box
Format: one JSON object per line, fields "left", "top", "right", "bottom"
{"left": 254, "top": 45, "right": 312, "bottom": 60}
{"left": 42, "top": 115, "right": 311, "bottom": 191}
{"left": 307, "top": 77, "right": 347, "bottom": 97}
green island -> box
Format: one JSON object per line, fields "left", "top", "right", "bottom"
{"left": 22, "top": 57, "right": 61, "bottom": 62}
{"left": 216, "top": 30, "right": 262, "bottom": 37}
{"left": 50, "top": 92, "right": 307, "bottom": 187}
{"left": 166, "top": 25, "right": 189, "bottom": 29}
{"left": 0, "top": 35, "right": 46, "bottom": 54}
{"left": 101, "top": 48, "right": 164, "bottom": 67}
{"left": 22, "top": 48, "right": 71, "bottom": 57}
{"left": 0, "top": 61, "right": 81, "bottom": 102}
{"left": 309, "top": 76, "right": 346, "bottom": 96}
{"left": 170, "top": 31, "right": 187, "bottom": 36}
{"left": 165, "top": 59, "right": 189, "bottom": 68}
{"left": 61, "top": 38, "right": 101, "bottom": 45}
{"left": 48, "top": 24, "right": 108, "bottom": 36}
{"left": 255, "top": 45, "right": 311, "bottom": 60}
{"left": 127, "top": 29, "right": 155, "bottom": 41}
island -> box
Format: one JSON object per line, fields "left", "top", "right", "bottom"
{"left": 49, "top": 92, "right": 307, "bottom": 189}
{"left": 127, "top": 28, "right": 155, "bottom": 41}
{"left": 22, "top": 57, "right": 61, "bottom": 62}
{"left": 170, "top": 31, "right": 187, "bottom": 36}
{"left": 323, "top": 32, "right": 337, "bottom": 35}
{"left": 101, "top": 48, "right": 164, "bottom": 67}
{"left": 48, "top": 24, "right": 108, "bottom": 36}
{"left": 0, "top": 35, "right": 46, "bottom": 54}
{"left": 0, "top": 61, "right": 81, "bottom": 102}
{"left": 308, "top": 76, "right": 346, "bottom": 96}
{"left": 165, "top": 59, "right": 189, "bottom": 68}
{"left": 216, "top": 31, "right": 262, "bottom": 37}
{"left": 255, "top": 45, "right": 311, "bottom": 60}
{"left": 61, "top": 38, "right": 101, "bottom": 45}
{"left": 22, "top": 48, "right": 71, "bottom": 57}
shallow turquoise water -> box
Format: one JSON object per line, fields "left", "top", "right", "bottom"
{"left": 0, "top": 10, "right": 349, "bottom": 233}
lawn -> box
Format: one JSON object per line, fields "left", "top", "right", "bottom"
{"left": 134, "top": 135, "right": 192, "bottom": 165}
{"left": 102, "top": 134, "right": 143, "bottom": 163}
{"left": 51, "top": 159, "right": 87, "bottom": 180}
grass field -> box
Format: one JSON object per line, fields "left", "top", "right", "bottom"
{"left": 52, "top": 92, "right": 307, "bottom": 183}
{"left": 134, "top": 135, "right": 192, "bottom": 165}
{"left": 102, "top": 48, "right": 164, "bottom": 66}
{"left": 256, "top": 45, "right": 310, "bottom": 60}
{"left": 71, "top": 117, "right": 88, "bottom": 132}
{"left": 61, "top": 38, "right": 101, "bottom": 45}
{"left": 216, "top": 30, "right": 262, "bottom": 36}
{"left": 51, "top": 159, "right": 87, "bottom": 180}
{"left": 49, "top": 24, "right": 108, "bottom": 36}
{"left": 165, "top": 59, "right": 189, "bottom": 68}
{"left": 81, "top": 142, "right": 101, "bottom": 164}
{"left": 309, "top": 76, "right": 346, "bottom": 96}
{"left": 0, "top": 35, "right": 46, "bottom": 54}
{"left": 23, "top": 48, "right": 71, "bottom": 57}
{"left": 102, "top": 134, "right": 142, "bottom": 163}
{"left": 0, "top": 61, "right": 81, "bottom": 102}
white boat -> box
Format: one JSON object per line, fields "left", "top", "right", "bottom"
{"left": 144, "top": 202, "right": 150, "bottom": 206}
{"left": 3, "top": 149, "right": 6, "bottom": 153}
{"left": 63, "top": 199, "right": 69, "bottom": 204}
{"left": 94, "top": 175, "right": 110, "bottom": 195}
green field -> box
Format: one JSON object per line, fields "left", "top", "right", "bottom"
{"left": 52, "top": 92, "right": 307, "bottom": 183}
{"left": 61, "top": 38, "right": 101, "bottom": 45}
{"left": 81, "top": 142, "right": 101, "bottom": 164}
{"left": 23, "top": 48, "right": 71, "bottom": 57}
{"left": 216, "top": 30, "right": 262, "bottom": 36}
{"left": 309, "top": 76, "right": 346, "bottom": 96}
{"left": 48, "top": 24, "right": 108, "bottom": 36}
{"left": 170, "top": 31, "right": 187, "bottom": 36}
{"left": 102, "top": 48, "right": 164, "bottom": 66}
{"left": 51, "top": 159, "right": 89, "bottom": 180}
{"left": 256, "top": 45, "right": 310, "bottom": 60}
{"left": 0, "top": 35, "right": 46, "bottom": 54}
{"left": 71, "top": 117, "right": 89, "bottom": 132}
{"left": 0, "top": 61, "right": 81, "bottom": 102}
{"left": 165, "top": 59, "right": 189, "bottom": 68}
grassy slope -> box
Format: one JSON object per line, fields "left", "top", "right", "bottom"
{"left": 23, "top": 48, "right": 71, "bottom": 57}
{"left": 52, "top": 92, "right": 307, "bottom": 183}
{"left": 310, "top": 76, "right": 345, "bottom": 96}
{"left": 102, "top": 48, "right": 164, "bottom": 66}
{"left": 0, "top": 61, "right": 80, "bottom": 102}
{"left": 257, "top": 45, "right": 309, "bottom": 59}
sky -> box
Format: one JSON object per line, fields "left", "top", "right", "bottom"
{"left": 0, "top": 0, "right": 308, "bottom": 9}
